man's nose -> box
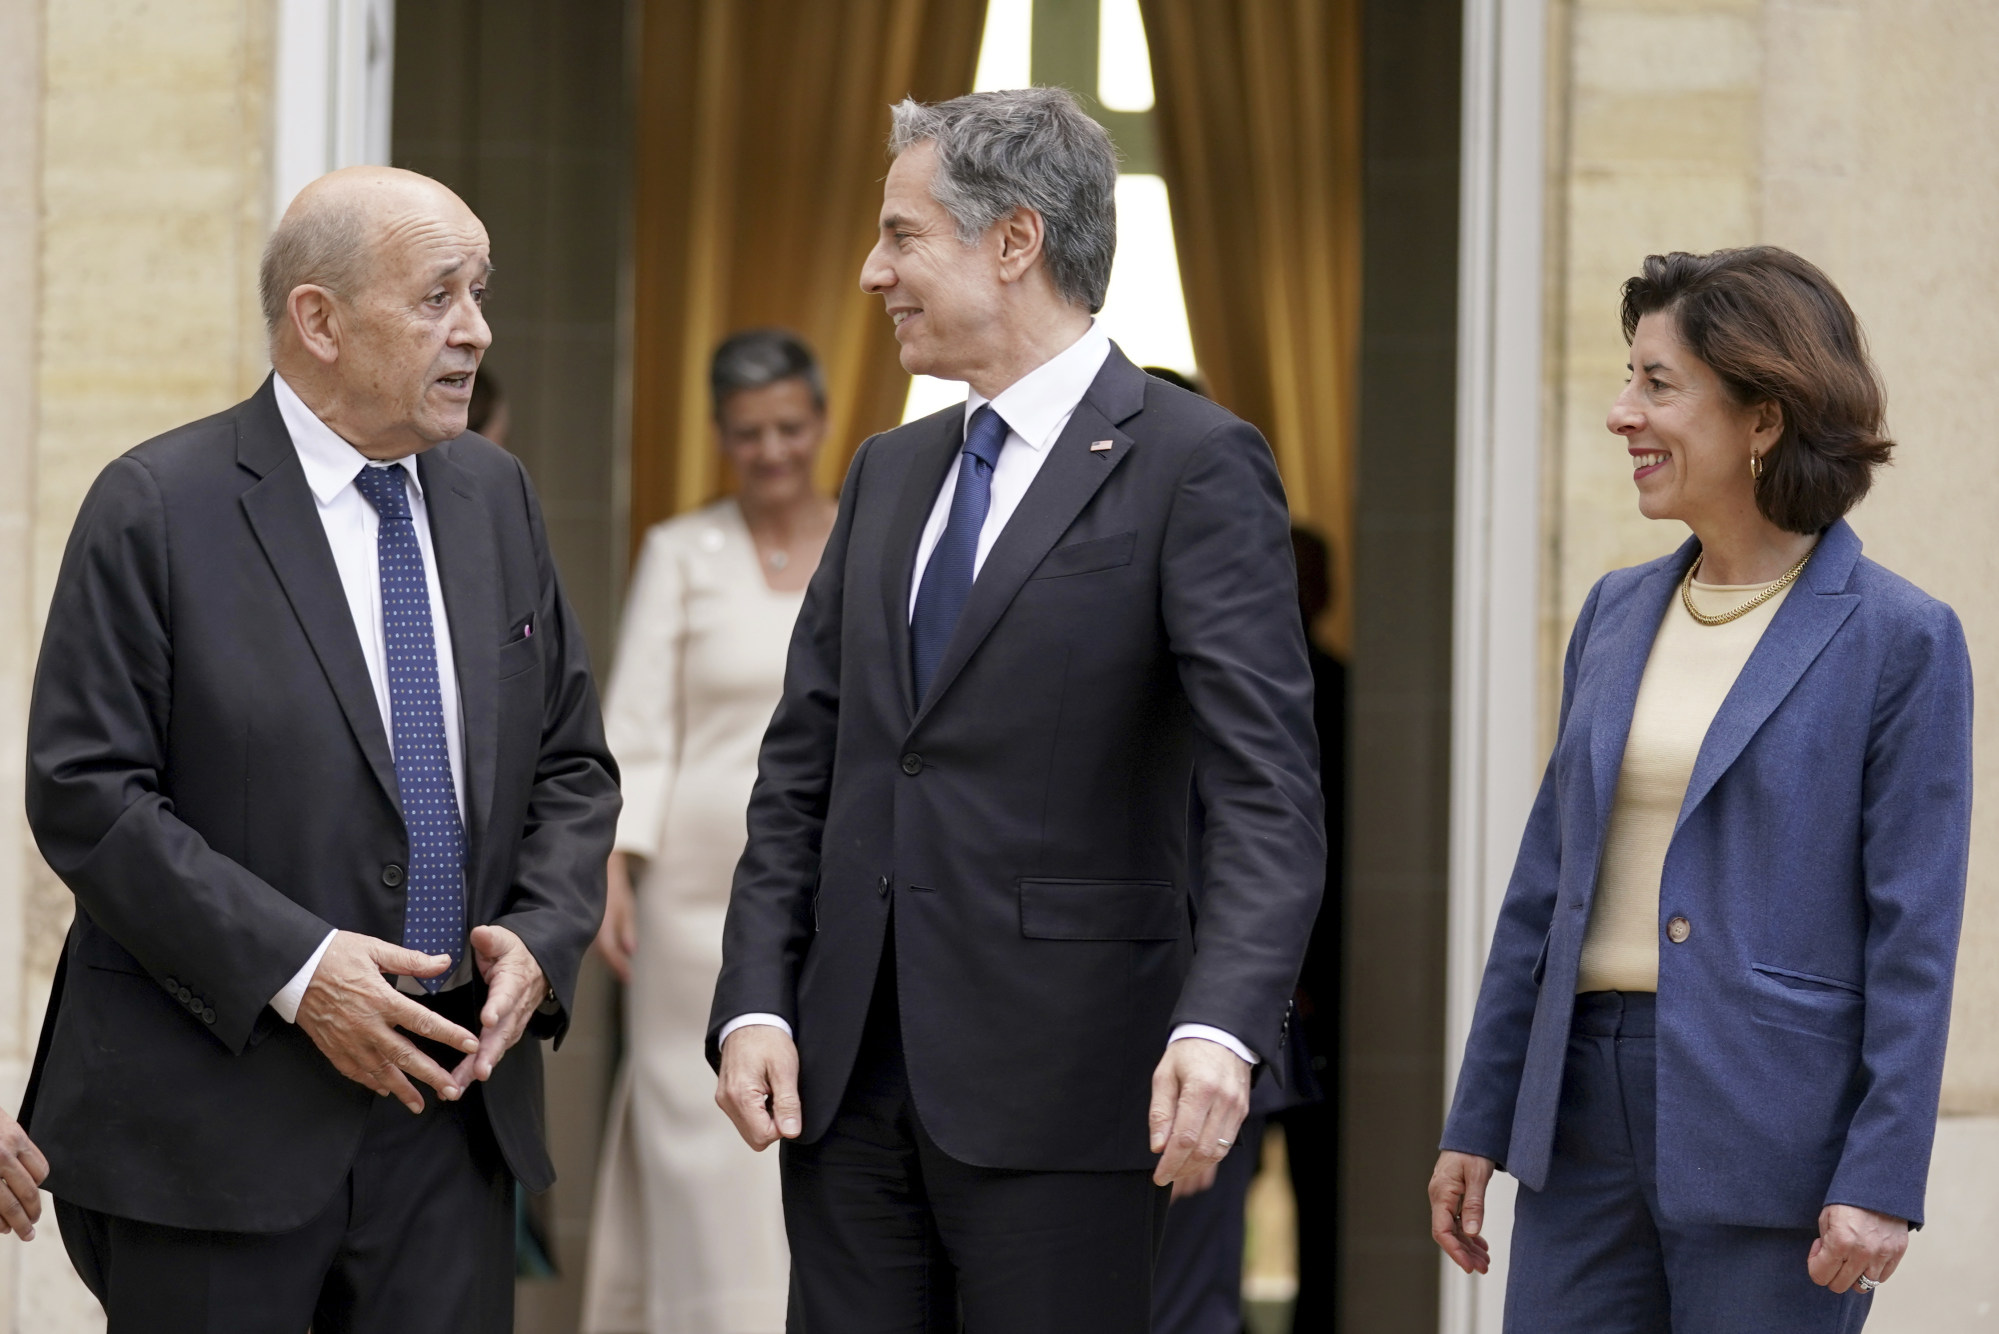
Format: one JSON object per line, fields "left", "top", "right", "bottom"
{"left": 454, "top": 298, "right": 493, "bottom": 350}
{"left": 860, "top": 243, "right": 893, "bottom": 295}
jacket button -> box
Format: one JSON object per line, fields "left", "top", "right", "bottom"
{"left": 382, "top": 863, "right": 405, "bottom": 888}
{"left": 164, "top": 977, "right": 179, "bottom": 992}
{"left": 177, "top": 987, "right": 192, "bottom": 1003}
{"left": 900, "top": 753, "right": 923, "bottom": 776}
{"left": 877, "top": 875, "right": 890, "bottom": 897}
{"left": 1666, "top": 916, "right": 1692, "bottom": 944}
{"left": 201, "top": 1008, "right": 216, "bottom": 1024}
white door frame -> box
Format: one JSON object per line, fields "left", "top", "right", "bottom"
{"left": 272, "top": 0, "right": 396, "bottom": 222}
{"left": 1444, "top": 0, "right": 1548, "bottom": 1328}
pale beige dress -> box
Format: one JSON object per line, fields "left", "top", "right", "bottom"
{"left": 581, "top": 498, "right": 803, "bottom": 1334}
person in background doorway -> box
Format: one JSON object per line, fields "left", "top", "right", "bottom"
{"left": 1431, "top": 247, "right": 1972, "bottom": 1330}
{"left": 581, "top": 329, "right": 836, "bottom": 1334}
{"left": 1278, "top": 524, "right": 1345, "bottom": 1334}
{"left": 468, "top": 370, "right": 511, "bottom": 448}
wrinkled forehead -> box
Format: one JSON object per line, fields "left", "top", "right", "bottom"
{"left": 373, "top": 204, "right": 492, "bottom": 287}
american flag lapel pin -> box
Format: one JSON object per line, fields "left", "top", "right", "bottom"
{"left": 1090, "top": 439, "right": 1114, "bottom": 453}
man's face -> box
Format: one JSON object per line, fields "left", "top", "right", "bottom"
{"left": 335, "top": 203, "right": 493, "bottom": 454}
{"left": 860, "top": 142, "right": 1005, "bottom": 381}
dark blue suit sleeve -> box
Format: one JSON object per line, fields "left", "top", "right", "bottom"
{"left": 707, "top": 436, "right": 874, "bottom": 1064}
{"left": 1159, "top": 419, "right": 1326, "bottom": 1064}
{"left": 1826, "top": 597, "right": 1973, "bottom": 1226}
{"left": 1440, "top": 576, "right": 1606, "bottom": 1164}
{"left": 26, "top": 457, "right": 332, "bottom": 1054}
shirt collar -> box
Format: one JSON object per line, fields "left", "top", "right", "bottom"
{"left": 273, "top": 373, "right": 423, "bottom": 505}
{"left": 964, "top": 322, "right": 1114, "bottom": 452}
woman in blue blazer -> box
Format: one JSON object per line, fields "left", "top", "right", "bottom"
{"left": 1429, "top": 247, "right": 1973, "bottom": 1332}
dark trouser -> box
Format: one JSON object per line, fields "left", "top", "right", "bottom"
{"left": 1507, "top": 991, "right": 1870, "bottom": 1334}
{"left": 1151, "top": 1111, "right": 1263, "bottom": 1334}
{"left": 780, "top": 928, "right": 1172, "bottom": 1333}
{"left": 58, "top": 989, "right": 515, "bottom": 1334}
{"left": 1277, "top": 1096, "right": 1338, "bottom": 1334}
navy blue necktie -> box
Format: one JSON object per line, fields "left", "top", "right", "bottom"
{"left": 353, "top": 463, "right": 467, "bottom": 990}
{"left": 911, "top": 404, "right": 1009, "bottom": 702}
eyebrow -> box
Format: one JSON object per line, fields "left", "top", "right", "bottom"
{"left": 427, "top": 257, "right": 496, "bottom": 282}
{"left": 1641, "top": 360, "right": 1667, "bottom": 373}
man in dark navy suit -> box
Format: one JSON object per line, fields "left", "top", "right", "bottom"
{"left": 24, "top": 167, "right": 617, "bottom": 1331}
{"left": 710, "top": 89, "right": 1325, "bottom": 1333}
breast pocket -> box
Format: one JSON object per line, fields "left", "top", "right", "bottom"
{"left": 1029, "top": 531, "right": 1137, "bottom": 581}
{"left": 1750, "top": 963, "right": 1864, "bottom": 1045}
{"left": 497, "top": 629, "right": 541, "bottom": 681}
{"left": 1019, "top": 878, "right": 1185, "bottom": 941}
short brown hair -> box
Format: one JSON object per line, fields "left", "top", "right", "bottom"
{"left": 1620, "top": 247, "right": 1892, "bottom": 534}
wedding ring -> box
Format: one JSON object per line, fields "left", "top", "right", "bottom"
{"left": 1216, "top": 1138, "right": 1232, "bottom": 1148}
{"left": 1856, "top": 1276, "right": 1881, "bottom": 1293}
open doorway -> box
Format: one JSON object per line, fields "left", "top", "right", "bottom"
{"left": 391, "top": 0, "right": 1468, "bottom": 1328}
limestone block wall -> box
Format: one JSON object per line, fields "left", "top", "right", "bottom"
{"left": 1544, "top": 2, "right": 1999, "bottom": 1325}
{"left": 1, "top": 0, "right": 278, "bottom": 1327}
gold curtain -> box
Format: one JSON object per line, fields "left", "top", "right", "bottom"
{"left": 1138, "top": 0, "right": 1363, "bottom": 655}
{"left": 630, "top": 0, "right": 988, "bottom": 542}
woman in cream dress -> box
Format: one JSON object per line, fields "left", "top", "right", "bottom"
{"left": 582, "top": 331, "right": 837, "bottom": 1334}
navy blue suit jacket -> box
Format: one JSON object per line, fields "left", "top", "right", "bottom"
{"left": 1443, "top": 519, "right": 1972, "bottom": 1228}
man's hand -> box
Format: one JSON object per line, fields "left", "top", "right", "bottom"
{"left": 593, "top": 852, "right": 638, "bottom": 983}
{"left": 1809, "top": 1204, "right": 1908, "bottom": 1294}
{"left": 716, "top": 1025, "right": 803, "bottom": 1152}
{"left": 0, "top": 1117, "right": 47, "bottom": 1241}
{"left": 447, "top": 924, "right": 548, "bottom": 1090}
{"left": 1429, "top": 1151, "right": 1495, "bottom": 1275}
{"left": 1149, "top": 1037, "right": 1251, "bottom": 1188}
{"left": 297, "top": 930, "right": 480, "bottom": 1114}
{"left": 1171, "top": 1163, "right": 1220, "bottom": 1201}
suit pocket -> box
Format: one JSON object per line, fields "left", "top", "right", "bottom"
{"left": 497, "top": 632, "right": 540, "bottom": 680}
{"left": 73, "top": 918, "right": 146, "bottom": 976}
{"left": 1750, "top": 963, "right": 1864, "bottom": 1044}
{"left": 1531, "top": 931, "right": 1553, "bottom": 986}
{"left": 1019, "top": 878, "right": 1184, "bottom": 941}
{"left": 1029, "top": 531, "right": 1137, "bottom": 580}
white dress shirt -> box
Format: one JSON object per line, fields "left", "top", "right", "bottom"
{"left": 267, "top": 374, "right": 470, "bottom": 1022}
{"left": 724, "top": 325, "right": 1258, "bottom": 1067}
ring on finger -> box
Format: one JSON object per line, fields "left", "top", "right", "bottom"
{"left": 1216, "top": 1137, "right": 1232, "bottom": 1149}
{"left": 1855, "top": 1276, "right": 1882, "bottom": 1294}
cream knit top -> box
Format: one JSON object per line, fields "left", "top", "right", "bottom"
{"left": 1575, "top": 574, "right": 1796, "bottom": 993}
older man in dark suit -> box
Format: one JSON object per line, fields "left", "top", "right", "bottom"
{"left": 24, "top": 166, "right": 618, "bottom": 1331}
{"left": 710, "top": 88, "right": 1325, "bottom": 1332}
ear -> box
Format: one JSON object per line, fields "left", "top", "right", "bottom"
{"left": 288, "top": 286, "right": 343, "bottom": 366}
{"left": 1750, "top": 398, "right": 1785, "bottom": 452}
{"left": 993, "top": 206, "right": 1047, "bottom": 286}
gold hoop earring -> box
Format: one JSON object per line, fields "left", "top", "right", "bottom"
{"left": 1750, "top": 452, "right": 1764, "bottom": 481}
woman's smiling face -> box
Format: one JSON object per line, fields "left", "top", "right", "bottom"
{"left": 1609, "top": 309, "right": 1779, "bottom": 526}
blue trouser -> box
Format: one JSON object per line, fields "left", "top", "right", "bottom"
{"left": 1506, "top": 992, "right": 1872, "bottom": 1334}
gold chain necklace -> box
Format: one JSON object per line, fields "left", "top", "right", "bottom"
{"left": 1680, "top": 547, "right": 1813, "bottom": 626}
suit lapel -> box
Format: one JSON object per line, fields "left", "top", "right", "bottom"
{"left": 235, "top": 382, "right": 402, "bottom": 814}
{"left": 880, "top": 410, "right": 968, "bottom": 719}
{"left": 418, "top": 444, "right": 500, "bottom": 852}
{"left": 1586, "top": 547, "right": 1689, "bottom": 837}
{"left": 1674, "top": 521, "right": 1862, "bottom": 831}
{"left": 911, "top": 351, "right": 1146, "bottom": 729}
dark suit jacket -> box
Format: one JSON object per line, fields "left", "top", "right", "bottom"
{"left": 22, "top": 377, "right": 618, "bottom": 1233}
{"left": 1443, "top": 520, "right": 1972, "bottom": 1228}
{"left": 709, "top": 347, "right": 1325, "bottom": 1172}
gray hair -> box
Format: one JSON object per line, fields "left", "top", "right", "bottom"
{"left": 710, "top": 328, "right": 826, "bottom": 419}
{"left": 888, "top": 88, "right": 1118, "bottom": 313}
{"left": 258, "top": 197, "right": 373, "bottom": 334}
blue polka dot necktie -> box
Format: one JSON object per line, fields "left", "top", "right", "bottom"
{"left": 354, "top": 463, "right": 466, "bottom": 990}
{"left": 911, "top": 404, "right": 1009, "bottom": 703}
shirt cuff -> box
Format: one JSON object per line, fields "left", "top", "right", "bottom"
{"left": 270, "top": 929, "right": 337, "bottom": 1024}
{"left": 718, "top": 1013, "right": 793, "bottom": 1047}
{"left": 1169, "top": 1023, "right": 1259, "bottom": 1066}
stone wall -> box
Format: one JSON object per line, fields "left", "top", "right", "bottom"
{"left": 1544, "top": 0, "right": 1999, "bottom": 1325}
{"left": 2, "top": 0, "right": 278, "bottom": 1325}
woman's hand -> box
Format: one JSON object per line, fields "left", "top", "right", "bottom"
{"left": 1429, "top": 1151, "right": 1496, "bottom": 1274}
{"left": 592, "top": 852, "right": 639, "bottom": 983}
{"left": 1809, "top": 1204, "right": 1908, "bottom": 1294}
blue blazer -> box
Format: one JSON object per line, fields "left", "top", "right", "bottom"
{"left": 1443, "top": 519, "right": 1972, "bottom": 1228}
